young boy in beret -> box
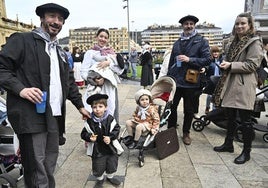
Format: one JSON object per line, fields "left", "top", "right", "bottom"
{"left": 81, "top": 94, "right": 121, "bottom": 188}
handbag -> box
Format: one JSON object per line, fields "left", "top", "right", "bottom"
{"left": 185, "top": 69, "right": 200, "bottom": 84}
{"left": 155, "top": 127, "right": 179, "bottom": 160}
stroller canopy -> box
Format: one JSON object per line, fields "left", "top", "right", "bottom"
{"left": 150, "top": 76, "right": 176, "bottom": 102}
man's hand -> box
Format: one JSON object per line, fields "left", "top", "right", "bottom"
{"left": 19, "top": 88, "right": 43, "bottom": 104}
{"left": 79, "top": 108, "right": 90, "bottom": 120}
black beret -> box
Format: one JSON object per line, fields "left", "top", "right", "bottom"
{"left": 179, "top": 15, "right": 199, "bottom": 24}
{"left": 36, "top": 3, "right": 70, "bottom": 20}
{"left": 86, "top": 94, "right": 108, "bottom": 105}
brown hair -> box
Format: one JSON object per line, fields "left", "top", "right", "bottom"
{"left": 91, "top": 98, "right": 107, "bottom": 107}
{"left": 210, "top": 46, "right": 220, "bottom": 53}
{"left": 232, "top": 12, "right": 255, "bottom": 36}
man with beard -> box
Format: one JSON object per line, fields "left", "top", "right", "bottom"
{"left": 167, "top": 15, "right": 210, "bottom": 145}
{"left": 0, "top": 3, "right": 90, "bottom": 187}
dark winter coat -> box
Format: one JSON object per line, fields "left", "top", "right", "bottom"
{"left": 167, "top": 34, "right": 211, "bottom": 88}
{"left": 80, "top": 114, "right": 120, "bottom": 158}
{"left": 0, "top": 32, "right": 84, "bottom": 134}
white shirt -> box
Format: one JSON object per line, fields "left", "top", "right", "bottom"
{"left": 46, "top": 42, "right": 63, "bottom": 116}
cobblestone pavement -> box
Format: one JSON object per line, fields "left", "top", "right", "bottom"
{"left": 5, "top": 79, "right": 268, "bottom": 188}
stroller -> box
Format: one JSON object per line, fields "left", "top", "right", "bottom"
{"left": 0, "top": 96, "right": 23, "bottom": 187}
{"left": 192, "top": 76, "right": 268, "bottom": 143}
{"left": 120, "top": 76, "right": 179, "bottom": 167}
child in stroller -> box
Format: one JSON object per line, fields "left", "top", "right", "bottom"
{"left": 125, "top": 89, "right": 160, "bottom": 149}
{"left": 121, "top": 76, "right": 177, "bottom": 167}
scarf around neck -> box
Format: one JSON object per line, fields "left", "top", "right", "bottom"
{"left": 32, "top": 27, "right": 59, "bottom": 55}
{"left": 180, "top": 29, "right": 197, "bottom": 41}
{"left": 92, "top": 44, "right": 115, "bottom": 56}
{"left": 137, "top": 104, "right": 150, "bottom": 120}
{"left": 91, "top": 110, "right": 109, "bottom": 128}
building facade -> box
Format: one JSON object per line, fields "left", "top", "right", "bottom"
{"left": 141, "top": 23, "right": 224, "bottom": 51}
{"left": 245, "top": 0, "right": 268, "bottom": 39}
{"left": 68, "top": 27, "right": 140, "bottom": 53}
{"left": 0, "top": 0, "right": 35, "bottom": 47}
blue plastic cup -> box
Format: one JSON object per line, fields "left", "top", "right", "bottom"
{"left": 36, "top": 91, "right": 47, "bottom": 114}
{"left": 176, "top": 56, "right": 182, "bottom": 67}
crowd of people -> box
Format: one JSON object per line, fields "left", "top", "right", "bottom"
{"left": 0, "top": 2, "right": 266, "bottom": 188}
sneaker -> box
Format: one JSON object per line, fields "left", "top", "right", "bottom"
{"left": 94, "top": 179, "right": 104, "bottom": 188}
{"left": 107, "top": 177, "right": 121, "bottom": 186}
{"left": 182, "top": 133, "right": 192, "bottom": 145}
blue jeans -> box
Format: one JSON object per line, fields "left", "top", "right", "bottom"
{"left": 131, "top": 62, "right": 137, "bottom": 78}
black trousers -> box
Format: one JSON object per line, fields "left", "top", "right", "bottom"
{"left": 168, "top": 87, "right": 198, "bottom": 133}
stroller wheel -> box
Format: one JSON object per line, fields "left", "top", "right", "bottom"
{"left": 200, "top": 115, "right": 211, "bottom": 126}
{"left": 263, "top": 133, "right": 268, "bottom": 143}
{"left": 192, "top": 120, "right": 205, "bottom": 132}
{"left": 0, "top": 173, "right": 17, "bottom": 188}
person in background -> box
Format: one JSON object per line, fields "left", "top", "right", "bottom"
{"left": 125, "top": 89, "right": 160, "bottom": 149}
{"left": 129, "top": 47, "right": 138, "bottom": 79}
{"left": 204, "top": 46, "right": 223, "bottom": 114}
{"left": 140, "top": 44, "right": 154, "bottom": 89}
{"left": 159, "top": 46, "right": 172, "bottom": 78}
{"left": 213, "top": 12, "right": 263, "bottom": 164}
{"left": 167, "top": 15, "right": 210, "bottom": 145}
{"left": 256, "top": 38, "right": 268, "bottom": 88}
{"left": 0, "top": 3, "right": 90, "bottom": 187}
{"left": 72, "top": 46, "right": 84, "bottom": 87}
{"left": 81, "top": 94, "right": 121, "bottom": 188}
{"left": 63, "top": 46, "right": 74, "bottom": 70}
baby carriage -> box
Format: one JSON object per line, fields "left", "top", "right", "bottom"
{"left": 120, "top": 76, "right": 179, "bottom": 167}
{"left": 192, "top": 76, "right": 268, "bottom": 143}
{"left": 0, "top": 96, "right": 23, "bottom": 187}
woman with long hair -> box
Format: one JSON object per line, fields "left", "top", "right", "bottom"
{"left": 213, "top": 12, "right": 263, "bottom": 164}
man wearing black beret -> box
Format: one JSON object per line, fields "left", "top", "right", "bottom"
{"left": 167, "top": 15, "right": 210, "bottom": 145}
{"left": 0, "top": 3, "right": 90, "bottom": 187}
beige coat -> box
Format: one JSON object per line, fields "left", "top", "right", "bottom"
{"left": 220, "top": 36, "right": 263, "bottom": 110}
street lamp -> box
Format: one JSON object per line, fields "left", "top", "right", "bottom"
{"left": 131, "top": 20, "right": 134, "bottom": 41}
{"left": 123, "top": 0, "right": 130, "bottom": 55}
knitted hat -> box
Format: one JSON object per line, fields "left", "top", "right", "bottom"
{"left": 134, "top": 89, "right": 152, "bottom": 104}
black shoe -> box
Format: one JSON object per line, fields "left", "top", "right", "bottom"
{"left": 234, "top": 150, "right": 251, "bottom": 164}
{"left": 94, "top": 179, "right": 104, "bottom": 188}
{"left": 59, "top": 135, "right": 66, "bottom": 146}
{"left": 107, "top": 177, "right": 121, "bottom": 186}
{"left": 128, "top": 140, "right": 138, "bottom": 149}
{"left": 213, "top": 144, "right": 234, "bottom": 153}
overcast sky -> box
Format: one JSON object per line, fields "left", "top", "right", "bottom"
{"left": 5, "top": 0, "right": 245, "bottom": 38}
